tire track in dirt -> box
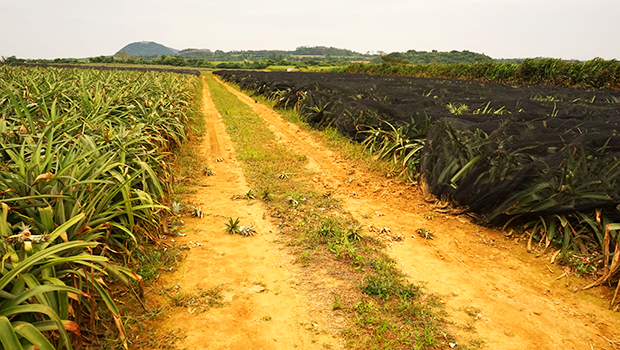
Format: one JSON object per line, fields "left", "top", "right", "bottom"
{"left": 216, "top": 77, "right": 620, "bottom": 350}
{"left": 147, "top": 77, "right": 343, "bottom": 350}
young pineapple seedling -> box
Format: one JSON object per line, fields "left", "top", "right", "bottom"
{"left": 424, "top": 212, "right": 436, "bottom": 220}
{"left": 224, "top": 217, "right": 241, "bottom": 235}
{"left": 346, "top": 225, "right": 363, "bottom": 242}
{"left": 446, "top": 103, "right": 470, "bottom": 115}
{"left": 239, "top": 225, "right": 256, "bottom": 237}
{"left": 416, "top": 226, "right": 435, "bottom": 239}
{"left": 287, "top": 196, "right": 299, "bottom": 207}
{"left": 244, "top": 189, "right": 256, "bottom": 200}
{"left": 191, "top": 206, "right": 204, "bottom": 218}
{"left": 260, "top": 188, "right": 272, "bottom": 201}
{"left": 172, "top": 202, "right": 182, "bottom": 216}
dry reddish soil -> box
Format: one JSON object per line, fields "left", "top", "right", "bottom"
{"left": 149, "top": 76, "right": 620, "bottom": 350}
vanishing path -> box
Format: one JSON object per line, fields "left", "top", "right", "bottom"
{"left": 215, "top": 76, "right": 620, "bottom": 350}
{"left": 148, "top": 77, "right": 342, "bottom": 350}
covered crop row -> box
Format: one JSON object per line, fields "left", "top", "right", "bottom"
{"left": 0, "top": 66, "right": 198, "bottom": 348}
{"left": 215, "top": 70, "right": 620, "bottom": 308}
{"left": 339, "top": 57, "right": 620, "bottom": 90}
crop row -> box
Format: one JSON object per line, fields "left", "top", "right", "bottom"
{"left": 9, "top": 62, "right": 201, "bottom": 76}
{"left": 0, "top": 66, "right": 198, "bottom": 349}
{"left": 338, "top": 57, "right": 620, "bottom": 90}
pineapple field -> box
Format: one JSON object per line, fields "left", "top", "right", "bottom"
{"left": 0, "top": 66, "right": 198, "bottom": 349}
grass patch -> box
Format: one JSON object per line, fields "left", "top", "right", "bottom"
{"left": 171, "top": 79, "right": 207, "bottom": 195}
{"left": 131, "top": 244, "right": 184, "bottom": 282}
{"left": 243, "top": 89, "right": 406, "bottom": 181}
{"left": 171, "top": 286, "right": 226, "bottom": 314}
{"left": 205, "top": 72, "right": 460, "bottom": 349}
{"left": 126, "top": 326, "right": 184, "bottom": 350}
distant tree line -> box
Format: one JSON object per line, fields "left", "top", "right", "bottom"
{"left": 341, "top": 57, "right": 620, "bottom": 90}
{"left": 380, "top": 50, "right": 492, "bottom": 65}
{"left": 2, "top": 56, "right": 82, "bottom": 64}
{"left": 90, "top": 54, "right": 354, "bottom": 69}
{"left": 1, "top": 48, "right": 562, "bottom": 72}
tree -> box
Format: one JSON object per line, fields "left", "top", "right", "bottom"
{"left": 381, "top": 54, "right": 409, "bottom": 64}
{"left": 114, "top": 51, "right": 130, "bottom": 59}
{"left": 1, "top": 56, "right": 24, "bottom": 64}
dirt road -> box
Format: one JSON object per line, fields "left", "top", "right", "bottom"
{"left": 148, "top": 77, "right": 342, "bottom": 350}
{"left": 152, "top": 75, "right": 620, "bottom": 350}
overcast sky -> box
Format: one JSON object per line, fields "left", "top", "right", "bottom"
{"left": 1, "top": 0, "right": 618, "bottom": 60}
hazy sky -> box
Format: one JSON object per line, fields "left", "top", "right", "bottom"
{"left": 1, "top": 0, "right": 618, "bottom": 60}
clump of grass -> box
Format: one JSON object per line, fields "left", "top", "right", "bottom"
{"left": 133, "top": 244, "right": 184, "bottom": 282}
{"left": 124, "top": 324, "right": 185, "bottom": 350}
{"left": 346, "top": 225, "right": 363, "bottom": 242}
{"left": 332, "top": 295, "right": 345, "bottom": 311}
{"left": 259, "top": 188, "right": 273, "bottom": 201}
{"left": 361, "top": 275, "right": 420, "bottom": 301}
{"left": 317, "top": 217, "right": 342, "bottom": 238}
{"left": 417, "top": 226, "right": 436, "bottom": 239}
{"left": 171, "top": 287, "right": 225, "bottom": 314}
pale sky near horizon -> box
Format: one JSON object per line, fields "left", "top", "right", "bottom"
{"left": 1, "top": 0, "right": 618, "bottom": 61}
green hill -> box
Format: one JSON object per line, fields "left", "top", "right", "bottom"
{"left": 117, "top": 41, "right": 179, "bottom": 57}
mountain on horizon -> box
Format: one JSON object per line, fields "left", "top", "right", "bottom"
{"left": 117, "top": 41, "right": 179, "bottom": 57}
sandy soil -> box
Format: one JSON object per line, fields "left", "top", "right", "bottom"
{"left": 149, "top": 76, "right": 620, "bottom": 350}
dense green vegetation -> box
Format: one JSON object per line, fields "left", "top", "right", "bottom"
{"left": 128, "top": 45, "right": 365, "bottom": 61}
{"left": 340, "top": 57, "right": 620, "bottom": 90}
{"left": 0, "top": 66, "right": 198, "bottom": 348}
{"left": 383, "top": 50, "right": 492, "bottom": 65}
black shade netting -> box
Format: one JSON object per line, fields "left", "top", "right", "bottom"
{"left": 214, "top": 70, "right": 620, "bottom": 223}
